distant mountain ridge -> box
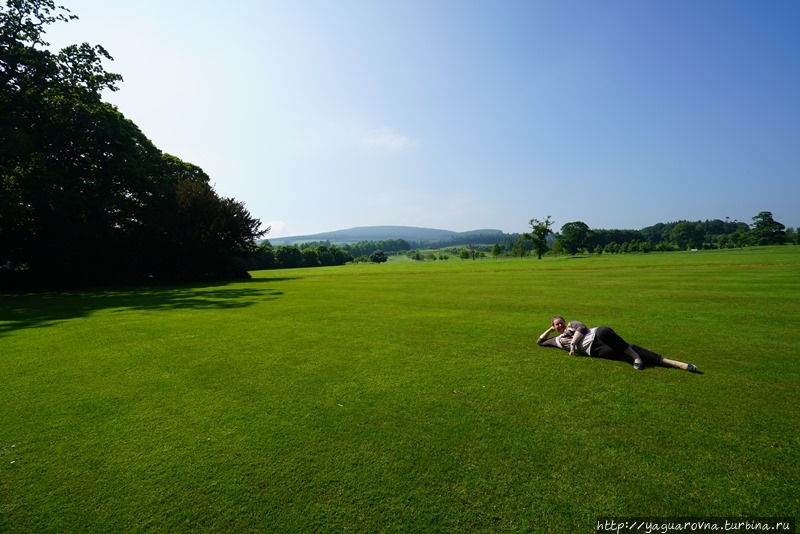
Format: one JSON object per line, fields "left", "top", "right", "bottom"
{"left": 268, "top": 225, "right": 507, "bottom": 245}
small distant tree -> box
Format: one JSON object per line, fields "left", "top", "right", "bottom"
{"left": 369, "top": 249, "right": 388, "bottom": 263}
{"left": 491, "top": 243, "right": 501, "bottom": 259}
{"left": 458, "top": 249, "right": 470, "bottom": 260}
{"left": 521, "top": 216, "right": 553, "bottom": 260}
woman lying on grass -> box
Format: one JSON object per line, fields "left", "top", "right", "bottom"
{"left": 537, "top": 316, "right": 699, "bottom": 373}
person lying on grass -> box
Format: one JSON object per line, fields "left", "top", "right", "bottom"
{"left": 537, "top": 316, "right": 699, "bottom": 373}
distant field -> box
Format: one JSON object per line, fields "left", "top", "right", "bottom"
{"left": 2, "top": 247, "right": 798, "bottom": 532}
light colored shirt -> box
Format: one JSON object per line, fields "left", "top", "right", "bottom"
{"left": 538, "top": 321, "right": 596, "bottom": 356}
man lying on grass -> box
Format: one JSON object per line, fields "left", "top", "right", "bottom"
{"left": 537, "top": 316, "right": 699, "bottom": 373}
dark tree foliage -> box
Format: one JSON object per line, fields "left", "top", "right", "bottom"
{"left": 300, "top": 248, "right": 319, "bottom": 268}
{"left": 341, "top": 238, "right": 410, "bottom": 258}
{"left": 749, "top": 211, "right": 786, "bottom": 245}
{"left": 1, "top": 0, "right": 265, "bottom": 287}
{"left": 237, "top": 242, "right": 352, "bottom": 271}
{"left": 313, "top": 244, "right": 352, "bottom": 266}
{"left": 406, "top": 232, "right": 504, "bottom": 250}
{"left": 558, "top": 221, "right": 590, "bottom": 255}
{"left": 275, "top": 245, "right": 302, "bottom": 269}
{"left": 520, "top": 212, "right": 788, "bottom": 258}
{"left": 369, "top": 249, "right": 388, "bottom": 263}
{"left": 670, "top": 221, "right": 705, "bottom": 250}
{"left": 235, "top": 242, "right": 276, "bottom": 271}
{"left": 586, "top": 229, "right": 645, "bottom": 250}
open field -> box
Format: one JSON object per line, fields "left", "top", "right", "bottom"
{"left": 2, "top": 247, "right": 799, "bottom": 532}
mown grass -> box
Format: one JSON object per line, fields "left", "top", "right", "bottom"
{"left": 1, "top": 247, "right": 798, "bottom": 532}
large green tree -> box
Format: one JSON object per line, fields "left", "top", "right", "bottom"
{"left": 1, "top": 0, "right": 265, "bottom": 285}
{"left": 559, "top": 221, "right": 590, "bottom": 255}
{"left": 669, "top": 221, "right": 705, "bottom": 250}
{"left": 521, "top": 216, "right": 553, "bottom": 260}
{"left": 749, "top": 211, "right": 786, "bottom": 245}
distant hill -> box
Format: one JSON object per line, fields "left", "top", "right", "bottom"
{"left": 268, "top": 226, "right": 507, "bottom": 246}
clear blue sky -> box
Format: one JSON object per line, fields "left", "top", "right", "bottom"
{"left": 46, "top": 0, "right": 800, "bottom": 238}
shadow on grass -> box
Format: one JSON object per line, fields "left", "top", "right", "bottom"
{"left": 0, "top": 277, "right": 296, "bottom": 337}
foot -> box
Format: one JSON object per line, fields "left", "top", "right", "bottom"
{"left": 687, "top": 363, "right": 698, "bottom": 373}
{"left": 633, "top": 358, "right": 644, "bottom": 370}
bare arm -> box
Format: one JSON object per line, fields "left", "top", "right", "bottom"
{"left": 567, "top": 321, "right": 590, "bottom": 355}
{"left": 569, "top": 332, "right": 583, "bottom": 355}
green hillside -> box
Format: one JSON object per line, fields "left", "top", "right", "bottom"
{"left": 269, "top": 225, "right": 506, "bottom": 245}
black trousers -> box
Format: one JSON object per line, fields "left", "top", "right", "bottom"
{"left": 590, "top": 326, "right": 663, "bottom": 365}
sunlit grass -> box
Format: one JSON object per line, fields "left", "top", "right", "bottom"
{"left": 1, "top": 247, "right": 798, "bottom": 531}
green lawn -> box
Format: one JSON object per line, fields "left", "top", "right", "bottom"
{"left": 2, "top": 247, "right": 798, "bottom": 532}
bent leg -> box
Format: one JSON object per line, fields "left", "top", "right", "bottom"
{"left": 630, "top": 344, "right": 663, "bottom": 366}
{"left": 591, "top": 327, "right": 631, "bottom": 358}
{"left": 592, "top": 327, "right": 644, "bottom": 369}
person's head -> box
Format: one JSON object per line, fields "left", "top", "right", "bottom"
{"left": 552, "top": 316, "right": 566, "bottom": 333}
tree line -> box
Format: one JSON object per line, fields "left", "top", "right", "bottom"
{"left": 237, "top": 240, "right": 414, "bottom": 270}
{"left": 517, "top": 212, "right": 794, "bottom": 258}
{"left": 404, "top": 232, "right": 505, "bottom": 250}
{"left": 272, "top": 233, "right": 508, "bottom": 259}
{"left": 341, "top": 239, "right": 411, "bottom": 258}
{"left": 240, "top": 211, "right": 795, "bottom": 270}
{"left": 236, "top": 243, "right": 355, "bottom": 270}
{"left": 1, "top": 0, "right": 265, "bottom": 289}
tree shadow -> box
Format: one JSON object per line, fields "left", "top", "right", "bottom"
{"left": 0, "top": 276, "right": 296, "bottom": 337}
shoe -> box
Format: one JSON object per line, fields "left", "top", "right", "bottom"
{"left": 687, "top": 363, "right": 698, "bottom": 373}
{"left": 633, "top": 359, "right": 645, "bottom": 371}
